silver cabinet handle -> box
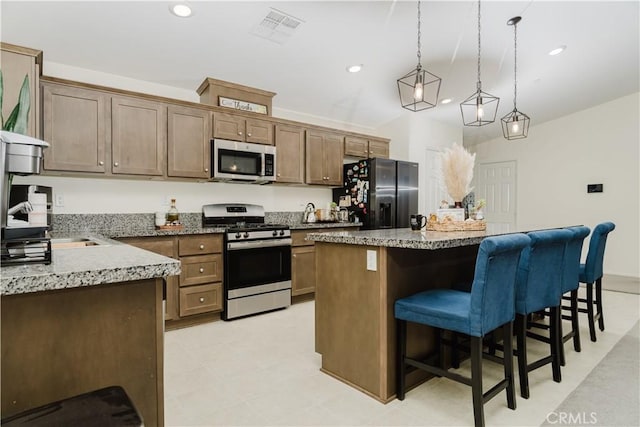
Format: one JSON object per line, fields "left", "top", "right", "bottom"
{"left": 199, "top": 297, "right": 205, "bottom": 303}
{"left": 204, "top": 168, "right": 209, "bottom": 172}
{"left": 199, "top": 244, "right": 205, "bottom": 250}
{"left": 247, "top": 133, "right": 252, "bottom": 137}
{"left": 99, "top": 161, "right": 104, "bottom": 166}
{"left": 292, "top": 254, "right": 297, "bottom": 258}
{"left": 114, "top": 162, "right": 119, "bottom": 167}
{"left": 199, "top": 267, "right": 204, "bottom": 273}
{"left": 277, "top": 173, "right": 281, "bottom": 177}
{"left": 238, "top": 131, "right": 243, "bottom": 135}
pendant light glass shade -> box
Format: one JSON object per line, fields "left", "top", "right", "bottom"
{"left": 397, "top": 1, "right": 441, "bottom": 112}
{"left": 460, "top": 0, "right": 499, "bottom": 126}
{"left": 501, "top": 16, "right": 530, "bottom": 140}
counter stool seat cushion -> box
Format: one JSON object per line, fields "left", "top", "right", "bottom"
{"left": 395, "top": 290, "right": 471, "bottom": 336}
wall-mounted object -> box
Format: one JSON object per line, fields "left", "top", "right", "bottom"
{"left": 587, "top": 184, "right": 603, "bottom": 193}
{"left": 197, "top": 77, "right": 275, "bottom": 116}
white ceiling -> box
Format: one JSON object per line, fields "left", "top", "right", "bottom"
{"left": 2, "top": 1, "right": 639, "bottom": 144}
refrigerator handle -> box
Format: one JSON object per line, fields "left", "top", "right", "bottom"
{"left": 379, "top": 202, "right": 393, "bottom": 228}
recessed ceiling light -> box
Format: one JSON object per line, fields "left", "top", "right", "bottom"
{"left": 170, "top": 3, "right": 192, "bottom": 18}
{"left": 346, "top": 64, "right": 363, "bottom": 73}
{"left": 548, "top": 45, "right": 566, "bottom": 56}
{"left": 440, "top": 98, "right": 452, "bottom": 104}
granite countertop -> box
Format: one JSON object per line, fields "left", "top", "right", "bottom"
{"left": 306, "top": 224, "right": 520, "bottom": 250}
{"left": 290, "top": 222, "right": 361, "bottom": 230}
{"left": 1, "top": 235, "right": 181, "bottom": 296}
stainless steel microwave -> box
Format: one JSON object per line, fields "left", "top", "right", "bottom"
{"left": 211, "top": 139, "right": 276, "bottom": 184}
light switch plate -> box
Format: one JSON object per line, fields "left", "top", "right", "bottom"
{"left": 367, "top": 250, "right": 377, "bottom": 271}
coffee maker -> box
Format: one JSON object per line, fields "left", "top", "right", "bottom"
{"left": 0, "top": 130, "right": 51, "bottom": 265}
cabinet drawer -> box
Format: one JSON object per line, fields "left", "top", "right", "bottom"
{"left": 179, "top": 283, "right": 222, "bottom": 317}
{"left": 179, "top": 234, "right": 223, "bottom": 256}
{"left": 180, "top": 254, "right": 223, "bottom": 286}
{"left": 119, "top": 236, "right": 176, "bottom": 258}
{"left": 292, "top": 230, "right": 314, "bottom": 247}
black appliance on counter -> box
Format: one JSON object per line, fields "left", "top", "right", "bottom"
{"left": 202, "top": 203, "right": 291, "bottom": 320}
{"left": 333, "top": 158, "right": 419, "bottom": 230}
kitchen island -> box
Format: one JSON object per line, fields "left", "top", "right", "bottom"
{"left": 308, "top": 226, "right": 530, "bottom": 403}
{"left": 0, "top": 237, "right": 180, "bottom": 426}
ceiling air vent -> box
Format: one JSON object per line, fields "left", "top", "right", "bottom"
{"left": 251, "top": 8, "right": 304, "bottom": 45}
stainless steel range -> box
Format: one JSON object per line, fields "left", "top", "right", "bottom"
{"left": 202, "top": 204, "right": 291, "bottom": 320}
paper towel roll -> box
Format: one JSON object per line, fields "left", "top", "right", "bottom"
{"left": 28, "top": 193, "right": 48, "bottom": 226}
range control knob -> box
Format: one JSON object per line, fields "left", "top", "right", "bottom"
{"left": 279, "top": 230, "right": 285, "bottom": 236}
{"left": 272, "top": 230, "right": 278, "bottom": 237}
{"left": 243, "top": 232, "right": 250, "bottom": 239}
{"left": 235, "top": 233, "right": 241, "bottom": 239}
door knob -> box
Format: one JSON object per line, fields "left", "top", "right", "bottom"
{"left": 199, "top": 297, "right": 205, "bottom": 303}
{"left": 247, "top": 133, "right": 252, "bottom": 137}
{"left": 199, "top": 267, "right": 204, "bottom": 273}
{"left": 199, "top": 244, "right": 205, "bottom": 249}
{"left": 99, "top": 161, "right": 104, "bottom": 166}
{"left": 114, "top": 162, "right": 119, "bottom": 167}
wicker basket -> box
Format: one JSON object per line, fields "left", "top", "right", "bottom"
{"left": 426, "top": 218, "right": 486, "bottom": 232}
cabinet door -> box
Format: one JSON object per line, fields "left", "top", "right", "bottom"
{"left": 292, "top": 245, "right": 316, "bottom": 296}
{"left": 275, "top": 124, "right": 305, "bottom": 183}
{"left": 213, "top": 112, "right": 245, "bottom": 141}
{"left": 1, "top": 47, "right": 40, "bottom": 137}
{"left": 111, "top": 96, "right": 166, "bottom": 176}
{"left": 42, "top": 83, "right": 108, "bottom": 173}
{"left": 323, "top": 133, "right": 344, "bottom": 186}
{"left": 344, "top": 136, "right": 369, "bottom": 158}
{"left": 305, "top": 130, "right": 326, "bottom": 184}
{"left": 245, "top": 118, "right": 273, "bottom": 145}
{"left": 167, "top": 105, "right": 211, "bottom": 178}
{"left": 368, "top": 139, "right": 389, "bottom": 159}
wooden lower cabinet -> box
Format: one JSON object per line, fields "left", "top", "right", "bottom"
{"left": 179, "top": 283, "right": 222, "bottom": 317}
{"left": 118, "top": 234, "right": 224, "bottom": 325}
{"left": 292, "top": 245, "right": 315, "bottom": 296}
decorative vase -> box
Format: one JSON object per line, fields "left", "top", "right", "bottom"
{"left": 454, "top": 201, "right": 463, "bottom": 208}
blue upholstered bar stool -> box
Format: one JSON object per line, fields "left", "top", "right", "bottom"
{"left": 578, "top": 222, "right": 616, "bottom": 342}
{"left": 395, "top": 233, "right": 530, "bottom": 427}
{"left": 514, "top": 229, "right": 572, "bottom": 399}
{"left": 558, "top": 226, "right": 591, "bottom": 366}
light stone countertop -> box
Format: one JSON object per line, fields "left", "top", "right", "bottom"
{"left": 1, "top": 235, "right": 181, "bottom": 296}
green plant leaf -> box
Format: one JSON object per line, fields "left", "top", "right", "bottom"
{"left": 4, "top": 103, "right": 19, "bottom": 132}
{"left": 12, "top": 75, "right": 30, "bottom": 135}
{"left": 0, "top": 69, "right": 4, "bottom": 127}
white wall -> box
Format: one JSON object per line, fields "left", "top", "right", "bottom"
{"left": 377, "top": 113, "right": 463, "bottom": 214}
{"left": 470, "top": 92, "right": 640, "bottom": 278}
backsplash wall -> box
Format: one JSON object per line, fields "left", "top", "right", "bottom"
{"left": 14, "top": 175, "right": 333, "bottom": 214}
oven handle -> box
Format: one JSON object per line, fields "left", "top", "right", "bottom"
{"left": 227, "top": 238, "right": 292, "bottom": 251}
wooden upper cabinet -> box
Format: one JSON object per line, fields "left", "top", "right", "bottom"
{"left": 345, "top": 136, "right": 389, "bottom": 159}
{"left": 213, "top": 112, "right": 273, "bottom": 145}
{"left": 42, "top": 81, "right": 109, "bottom": 173}
{"left": 274, "top": 124, "right": 305, "bottom": 183}
{"left": 305, "top": 130, "right": 343, "bottom": 186}
{"left": 0, "top": 43, "right": 41, "bottom": 138}
{"left": 167, "top": 105, "right": 211, "bottom": 179}
{"left": 368, "top": 139, "right": 389, "bottom": 158}
{"left": 111, "top": 96, "right": 166, "bottom": 176}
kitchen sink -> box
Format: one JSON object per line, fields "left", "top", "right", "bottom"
{"left": 51, "top": 237, "right": 111, "bottom": 249}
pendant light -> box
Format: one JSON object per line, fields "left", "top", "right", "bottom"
{"left": 397, "top": 1, "right": 441, "bottom": 112}
{"left": 460, "top": 0, "right": 499, "bottom": 126}
{"left": 501, "top": 16, "right": 530, "bottom": 140}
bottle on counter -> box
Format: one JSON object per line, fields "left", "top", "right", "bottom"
{"left": 167, "top": 198, "right": 180, "bottom": 223}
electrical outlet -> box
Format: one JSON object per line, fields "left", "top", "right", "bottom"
{"left": 366, "top": 250, "right": 377, "bottom": 271}
{"left": 55, "top": 194, "right": 64, "bottom": 207}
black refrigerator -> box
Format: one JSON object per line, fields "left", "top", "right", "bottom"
{"left": 333, "top": 158, "right": 419, "bottom": 230}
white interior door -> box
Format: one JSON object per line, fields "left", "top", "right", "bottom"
{"left": 424, "top": 148, "right": 449, "bottom": 215}
{"left": 475, "top": 161, "right": 517, "bottom": 232}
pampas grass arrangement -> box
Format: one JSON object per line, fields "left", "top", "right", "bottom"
{"left": 440, "top": 144, "right": 476, "bottom": 204}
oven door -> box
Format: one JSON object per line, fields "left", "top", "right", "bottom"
{"left": 225, "top": 239, "right": 292, "bottom": 294}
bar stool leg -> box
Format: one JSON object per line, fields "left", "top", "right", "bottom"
{"left": 596, "top": 277, "right": 605, "bottom": 331}
{"left": 570, "top": 289, "right": 581, "bottom": 352}
{"left": 586, "top": 282, "right": 597, "bottom": 342}
{"left": 550, "top": 307, "right": 562, "bottom": 383}
{"left": 470, "top": 336, "right": 485, "bottom": 427}
{"left": 397, "top": 319, "right": 407, "bottom": 400}
{"left": 515, "top": 314, "right": 530, "bottom": 399}
{"left": 502, "top": 322, "right": 516, "bottom": 410}
{"left": 558, "top": 307, "right": 566, "bottom": 367}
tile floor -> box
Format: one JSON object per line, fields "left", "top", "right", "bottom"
{"left": 164, "top": 288, "right": 639, "bottom": 426}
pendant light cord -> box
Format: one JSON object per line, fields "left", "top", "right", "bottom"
{"left": 476, "top": 0, "right": 481, "bottom": 90}
{"left": 513, "top": 21, "right": 518, "bottom": 109}
{"left": 416, "top": 1, "right": 422, "bottom": 68}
